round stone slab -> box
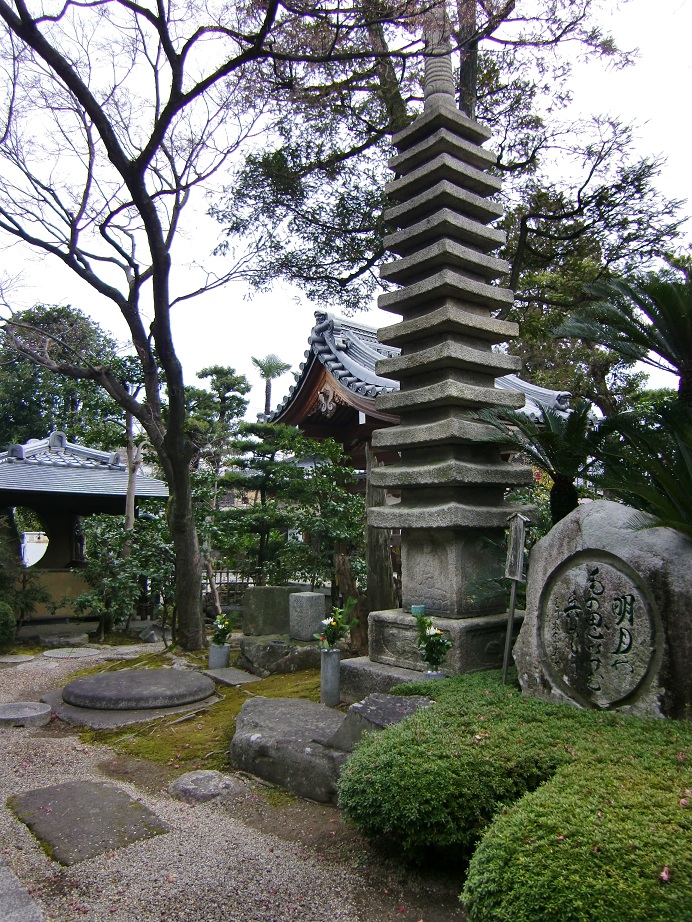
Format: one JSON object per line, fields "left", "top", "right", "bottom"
{"left": 62, "top": 668, "right": 215, "bottom": 710}
{"left": 43, "top": 647, "right": 102, "bottom": 659}
{"left": 0, "top": 701, "right": 52, "bottom": 727}
{"left": 0, "top": 654, "right": 35, "bottom": 664}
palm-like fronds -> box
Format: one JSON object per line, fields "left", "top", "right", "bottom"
{"left": 554, "top": 277, "right": 692, "bottom": 404}
{"left": 479, "top": 401, "right": 600, "bottom": 525}
{"left": 598, "top": 406, "right": 692, "bottom": 540}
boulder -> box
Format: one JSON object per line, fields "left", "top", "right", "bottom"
{"left": 515, "top": 500, "right": 692, "bottom": 718}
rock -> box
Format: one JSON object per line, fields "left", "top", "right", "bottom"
{"left": 168, "top": 770, "right": 246, "bottom": 803}
{"left": 230, "top": 697, "right": 349, "bottom": 803}
{"left": 326, "top": 693, "right": 433, "bottom": 752}
{"left": 139, "top": 623, "right": 172, "bottom": 643}
{"left": 242, "top": 586, "right": 294, "bottom": 636}
{"left": 62, "top": 668, "right": 215, "bottom": 710}
{"left": 515, "top": 500, "right": 692, "bottom": 718}
{"left": 38, "top": 632, "right": 90, "bottom": 648}
{"left": 289, "top": 592, "right": 326, "bottom": 641}
{"left": 236, "top": 636, "right": 321, "bottom": 677}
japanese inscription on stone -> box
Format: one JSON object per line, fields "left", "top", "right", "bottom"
{"left": 539, "top": 556, "right": 656, "bottom": 709}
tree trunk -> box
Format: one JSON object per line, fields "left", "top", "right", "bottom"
{"left": 163, "top": 435, "right": 205, "bottom": 650}
{"left": 457, "top": 0, "right": 478, "bottom": 117}
{"left": 550, "top": 476, "right": 579, "bottom": 526}
{"left": 334, "top": 550, "right": 367, "bottom": 655}
{"left": 365, "top": 444, "right": 397, "bottom": 616}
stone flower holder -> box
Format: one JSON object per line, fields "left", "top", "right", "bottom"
{"left": 320, "top": 648, "right": 341, "bottom": 707}
{"left": 208, "top": 643, "right": 231, "bottom": 669}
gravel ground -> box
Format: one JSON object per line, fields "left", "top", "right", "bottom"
{"left": 0, "top": 651, "right": 465, "bottom": 922}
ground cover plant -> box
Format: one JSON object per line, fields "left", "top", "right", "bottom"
{"left": 337, "top": 671, "right": 692, "bottom": 922}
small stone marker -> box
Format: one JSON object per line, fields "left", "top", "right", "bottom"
{"left": 168, "top": 770, "right": 247, "bottom": 803}
{"left": 0, "top": 702, "right": 51, "bottom": 728}
{"left": 8, "top": 781, "right": 169, "bottom": 866}
{"left": 62, "top": 668, "right": 215, "bottom": 710}
{"left": 42, "top": 647, "right": 101, "bottom": 659}
{"left": 289, "top": 591, "right": 326, "bottom": 641}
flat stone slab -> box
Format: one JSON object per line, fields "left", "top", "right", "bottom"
{"left": 168, "top": 770, "right": 247, "bottom": 803}
{"left": 0, "top": 859, "right": 45, "bottom": 921}
{"left": 42, "top": 648, "right": 101, "bottom": 660}
{"left": 0, "top": 702, "right": 52, "bottom": 728}
{"left": 62, "top": 668, "right": 215, "bottom": 710}
{"left": 202, "top": 666, "right": 262, "bottom": 687}
{"left": 8, "top": 781, "right": 169, "bottom": 866}
{"left": 0, "top": 654, "right": 35, "bottom": 664}
{"left": 42, "top": 688, "right": 219, "bottom": 729}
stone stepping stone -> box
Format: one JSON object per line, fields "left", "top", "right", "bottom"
{"left": 42, "top": 647, "right": 101, "bottom": 659}
{"left": 62, "top": 667, "right": 215, "bottom": 710}
{"left": 168, "top": 770, "right": 247, "bottom": 804}
{"left": 38, "top": 633, "right": 89, "bottom": 648}
{"left": 0, "top": 654, "right": 35, "bottom": 664}
{"left": 202, "top": 666, "right": 262, "bottom": 687}
{"left": 0, "top": 702, "right": 52, "bottom": 728}
{"left": 8, "top": 781, "right": 169, "bottom": 866}
{"left": 0, "top": 859, "right": 44, "bottom": 921}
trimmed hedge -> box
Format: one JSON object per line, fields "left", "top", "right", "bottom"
{"left": 336, "top": 672, "right": 692, "bottom": 921}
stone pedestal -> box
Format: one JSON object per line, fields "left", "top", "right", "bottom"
{"left": 401, "top": 527, "right": 506, "bottom": 615}
{"left": 368, "top": 608, "right": 523, "bottom": 675}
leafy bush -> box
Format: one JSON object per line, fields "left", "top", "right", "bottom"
{"left": 462, "top": 758, "right": 692, "bottom": 922}
{"left": 337, "top": 672, "right": 692, "bottom": 922}
{"left": 0, "top": 600, "right": 16, "bottom": 646}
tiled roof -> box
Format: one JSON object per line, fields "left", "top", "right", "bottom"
{"left": 270, "top": 311, "right": 570, "bottom": 422}
{"left": 0, "top": 431, "right": 169, "bottom": 498}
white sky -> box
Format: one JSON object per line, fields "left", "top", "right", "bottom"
{"left": 2, "top": 0, "right": 690, "bottom": 415}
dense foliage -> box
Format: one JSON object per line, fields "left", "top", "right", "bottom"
{"left": 337, "top": 672, "right": 692, "bottom": 922}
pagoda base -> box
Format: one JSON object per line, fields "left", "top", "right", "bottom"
{"left": 368, "top": 608, "right": 524, "bottom": 675}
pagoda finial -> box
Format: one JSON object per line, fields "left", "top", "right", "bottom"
{"left": 424, "top": 4, "right": 456, "bottom": 110}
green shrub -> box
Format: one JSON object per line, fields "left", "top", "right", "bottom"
{"left": 337, "top": 671, "right": 692, "bottom": 921}
{"left": 0, "top": 599, "right": 16, "bottom": 646}
{"left": 462, "top": 758, "right": 692, "bottom": 922}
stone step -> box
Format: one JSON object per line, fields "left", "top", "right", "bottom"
{"left": 389, "top": 125, "right": 496, "bottom": 175}
{"left": 378, "top": 302, "right": 517, "bottom": 348}
{"left": 380, "top": 237, "right": 508, "bottom": 285}
{"left": 385, "top": 152, "right": 501, "bottom": 203}
{"left": 376, "top": 379, "right": 525, "bottom": 414}
{"left": 376, "top": 340, "right": 521, "bottom": 381}
{"left": 391, "top": 104, "right": 492, "bottom": 151}
{"left": 370, "top": 458, "right": 533, "bottom": 489}
{"left": 385, "top": 208, "right": 505, "bottom": 256}
{"left": 384, "top": 179, "right": 503, "bottom": 229}
{"left": 377, "top": 267, "right": 514, "bottom": 316}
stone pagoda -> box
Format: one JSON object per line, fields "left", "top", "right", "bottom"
{"left": 363, "top": 16, "right": 534, "bottom": 677}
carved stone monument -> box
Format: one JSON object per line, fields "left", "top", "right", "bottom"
{"left": 362, "top": 13, "right": 532, "bottom": 675}
{"left": 514, "top": 500, "right": 692, "bottom": 718}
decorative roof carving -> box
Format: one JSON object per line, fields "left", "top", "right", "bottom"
{"left": 270, "top": 312, "right": 570, "bottom": 423}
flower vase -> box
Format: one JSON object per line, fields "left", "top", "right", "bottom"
{"left": 423, "top": 670, "right": 445, "bottom": 680}
{"left": 208, "top": 642, "right": 230, "bottom": 669}
{"left": 320, "top": 648, "right": 341, "bottom": 707}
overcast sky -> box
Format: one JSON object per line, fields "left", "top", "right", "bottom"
{"left": 3, "top": 0, "right": 690, "bottom": 417}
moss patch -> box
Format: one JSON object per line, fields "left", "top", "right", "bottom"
{"left": 80, "top": 668, "right": 320, "bottom": 772}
